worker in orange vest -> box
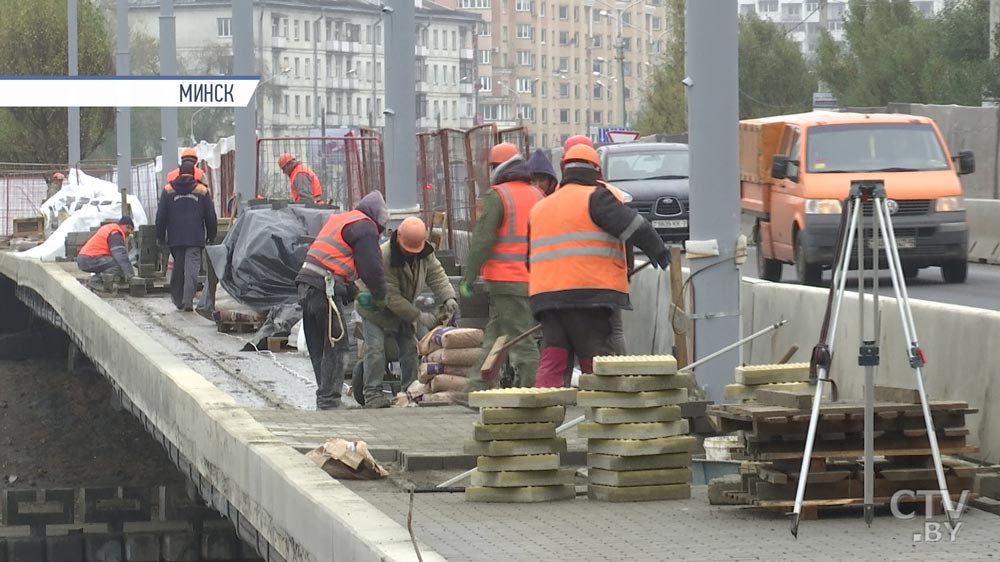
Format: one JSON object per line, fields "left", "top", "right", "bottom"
{"left": 166, "top": 148, "right": 208, "bottom": 186}
{"left": 278, "top": 152, "right": 324, "bottom": 204}
{"left": 528, "top": 145, "right": 669, "bottom": 387}
{"left": 295, "top": 191, "right": 389, "bottom": 409}
{"left": 77, "top": 216, "right": 136, "bottom": 288}
{"left": 461, "top": 143, "right": 543, "bottom": 389}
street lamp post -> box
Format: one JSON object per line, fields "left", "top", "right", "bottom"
{"left": 497, "top": 81, "right": 522, "bottom": 126}
{"left": 255, "top": 67, "right": 290, "bottom": 137}
{"left": 370, "top": 12, "right": 385, "bottom": 128}
{"left": 599, "top": 0, "right": 644, "bottom": 128}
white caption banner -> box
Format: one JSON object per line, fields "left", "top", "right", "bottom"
{"left": 0, "top": 76, "right": 261, "bottom": 107}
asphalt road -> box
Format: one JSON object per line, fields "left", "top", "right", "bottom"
{"left": 741, "top": 248, "right": 1000, "bottom": 310}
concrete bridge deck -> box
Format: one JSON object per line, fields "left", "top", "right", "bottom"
{"left": 2, "top": 255, "right": 999, "bottom": 561}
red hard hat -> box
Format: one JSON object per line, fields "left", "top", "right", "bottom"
{"left": 563, "top": 135, "right": 593, "bottom": 152}
{"left": 277, "top": 153, "right": 296, "bottom": 170}
{"left": 488, "top": 143, "right": 519, "bottom": 165}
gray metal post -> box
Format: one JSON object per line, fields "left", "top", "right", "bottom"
{"left": 233, "top": 0, "right": 257, "bottom": 204}
{"left": 616, "top": 9, "right": 626, "bottom": 128}
{"left": 160, "top": 0, "right": 178, "bottom": 180}
{"left": 116, "top": 0, "right": 131, "bottom": 197}
{"left": 313, "top": 15, "right": 320, "bottom": 129}
{"left": 68, "top": 0, "right": 80, "bottom": 166}
{"left": 685, "top": 0, "right": 741, "bottom": 404}
{"left": 383, "top": 0, "right": 417, "bottom": 208}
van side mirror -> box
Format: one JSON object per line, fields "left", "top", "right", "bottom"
{"left": 771, "top": 155, "right": 789, "bottom": 180}
{"left": 954, "top": 150, "right": 975, "bottom": 176}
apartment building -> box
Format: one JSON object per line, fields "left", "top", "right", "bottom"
{"left": 129, "top": 0, "right": 481, "bottom": 137}
{"left": 737, "top": 0, "right": 947, "bottom": 58}
{"left": 440, "top": 0, "right": 670, "bottom": 148}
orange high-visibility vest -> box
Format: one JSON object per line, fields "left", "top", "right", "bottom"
{"left": 80, "top": 223, "right": 128, "bottom": 258}
{"left": 289, "top": 163, "right": 323, "bottom": 202}
{"left": 166, "top": 166, "right": 206, "bottom": 184}
{"left": 481, "top": 181, "right": 544, "bottom": 283}
{"left": 305, "top": 210, "right": 370, "bottom": 282}
{"left": 528, "top": 184, "right": 628, "bottom": 297}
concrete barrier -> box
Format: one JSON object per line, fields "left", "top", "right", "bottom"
{"left": 967, "top": 199, "right": 1000, "bottom": 264}
{"left": 0, "top": 254, "right": 443, "bottom": 562}
{"left": 621, "top": 265, "right": 1000, "bottom": 463}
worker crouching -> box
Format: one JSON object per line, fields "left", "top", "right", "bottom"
{"left": 77, "top": 216, "right": 135, "bottom": 289}
{"left": 295, "top": 191, "right": 389, "bottom": 410}
{"left": 528, "top": 145, "right": 669, "bottom": 387}
{"left": 356, "top": 216, "right": 459, "bottom": 408}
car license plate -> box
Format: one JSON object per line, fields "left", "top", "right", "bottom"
{"left": 652, "top": 219, "right": 688, "bottom": 229}
{"left": 866, "top": 237, "right": 915, "bottom": 249}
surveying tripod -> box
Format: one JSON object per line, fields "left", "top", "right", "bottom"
{"left": 789, "top": 180, "right": 955, "bottom": 537}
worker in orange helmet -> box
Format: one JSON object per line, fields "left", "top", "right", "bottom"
{"left": 166, "top": 147, "right": 208, "bottom": 187}
{"left": 278, "top": 152, "right": 324, "bottom": 204}
{"left": 461, "top": 142, "right": 543, "bottom": 390}
{"left": 77, "top": 216, "right": 136, "bottom": 289}
{"left": 46, "top": 172, "right": 65, "bottom": 200}
{"left": 355, "top": 216, "right": 458, "bottom": 408}
{"left": 528, "top": 144, "right": 669, "bottom": 387}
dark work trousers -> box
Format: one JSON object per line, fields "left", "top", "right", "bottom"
{"left": 362, "top": 319, "right": 419, "bottom": 403}
{"left": 535, "top": 307, "right": 615, "bottom": 387}
{"left": 562, "top": 308, "right": 626, "bottom": 385}
{"left": 170, "top": 246, "right": 202, "bottom": 310}
{"left": 298, "top": 283, "right": 349, "bottom": 409}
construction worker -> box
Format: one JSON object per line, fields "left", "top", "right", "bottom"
{"left": 77, "top": 217, "right": 135, "bottom": 288}
{"left": 166, "top": 148, "right": 208, "bottom": 186}
{"left": 461, "top": 143, "right": 543, "bottom": 389}
{"left": 527, "top": 149, "right": 559, "bottom": 195}
{"left": 295, "top": 191, "right": 389, "bottom": 410}
{"left": 46, "top": 172, "right": 64, "bottom": 200}
{"left": 528, "top": 144, "right": 669, "bottom": 387}
{"left": 356, "top": 216, "right": 459, "bottom": 408}
{"left": 278, "top": 152, "right": 324, "bottom": 204}
{"left": 156, "top": 157, "right": 218, "bottom": 312}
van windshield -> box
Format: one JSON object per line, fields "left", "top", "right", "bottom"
{"left": 604, "top": 150, "right": 689, "bottom": 181}
{"left": 805, "top": 123, "right": 950, "bottom": 173}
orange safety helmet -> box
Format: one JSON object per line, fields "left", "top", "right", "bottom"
{"left": 277, "top": 152, "right": 296, "bottom": 171}
{"left": 563, "top": 135, "right": 593, "bottom": 152}
{"left": 488, "top": 143, "right": 520, "bottom": 165}
{"left": 561, "top": 144, "right": 600, "bottom": 168}
{"left": 396, "top": 216, "right": 427, "bottom": 253}
{"left": 181, "top": 147, "right": 198, "bottom": 161}
{"left": 52, "top": 172, "right": 64, "bottom": 181}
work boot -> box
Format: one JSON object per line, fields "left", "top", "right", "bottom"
{"left": 363, "top": 394, "right": 391, "bottom": 409}
{"left": 316, "top": 399, "right": 342, "bottom": 411}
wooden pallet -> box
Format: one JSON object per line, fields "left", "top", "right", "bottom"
{"left": 266, "top": 336, "right": 292, "bottom": 353}
{"left": 725, "top": 490, "right": 976, "bottom": 520}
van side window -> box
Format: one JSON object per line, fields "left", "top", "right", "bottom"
{"left": 786, "top": 129, "right": 801, "bottom": 179}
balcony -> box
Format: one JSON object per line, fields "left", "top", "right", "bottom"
{"left": 459, "top": 83, "right": 474, "bottom": 95}
{"left": 416, "top": 45, "right": 431, "bottom": 58}
{"left": 326, "top": 39, "right": 361, "bottom": 54}
{"left": 459, "top": 48, "right": 475, "bottom": 60}
{"left": 270, "top": 36, "right": 287, "bottom": 49}
{"left": 327, "top": 77, "right": 359, "bottom": 90}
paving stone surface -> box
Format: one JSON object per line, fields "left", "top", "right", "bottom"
{"left": 587, "top": 483, "right": 692, "bottom": 502}
{"left": 464, "top": 485, "right": 576, "bottom": 503}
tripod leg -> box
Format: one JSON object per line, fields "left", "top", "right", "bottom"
{"left": 791, "top": 198, "right": 862, "bottom": 537}
{"left": 873, "top": 198, "right": 956, "bottom": 524}
{"left": 861, "top": 202, "right": 875, "bottom": 527}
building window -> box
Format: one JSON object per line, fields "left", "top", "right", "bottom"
{"left": 558, "top": 57, "right": 568, "bottom": 72}
{"left": 518, "top": 104, "right": 533, "bottom": 120}
{"left": 271, "top": 16, "right": 281, "bottom": 38}
{"left": 559, "top": 83, "right": 569, "bottom": 97}
{"left": 377, "top": 62, "right": 383, "bottom": 83}
{"left": 623, "top": 61, "right": 632, "bottom": 76}
{"left": 452, "top": 31, "right": 458, "bottom": 50}
{"left": 652, "top": 16, "right": 662, "bottom": 30}
{"left": 479, "top": 49, "right": 492, "bottom": 64}
{"left": 828, "top": 20, "right": 843, "bottom": 31}
{"left": 783, "top": 3, "right": 801, "bottom": 16}
{"left": 433, "top": 65, "right": 439, "bottom": 84}
{"left": 460, "top": 0, "right": 491, "bottom": 8}
{"left": 294, "top": 95, "right": 301, "bottom": 116}
{"left": 558, "top": 4, "right": 568, "bottom": 19}
{"left": 294, "top": 20, "right": 300, "bottom": 41}
{"left": 516, "top": 24, "right": 533, "bottom": 39}
{"left": 452, "top": 100, "right": 458, "bottom": 119}
{"left": 482, "top": 103, "right": 499, "bottom": 120}
{"left": 593, "top": 84, "right": 602, "bottom": 99}
{"left": 516, "top": 78, "right": 533, "bottom": 93}
{"left": 559, "top": 30, "right": 569, "bottom": 45}
{"left": 624, "top": 86, "right": 631, "bottom": 100}
{"left": 622, "top": 37, "right": 632, "bottom": 51}
{"left": 621, "top": 10, "right": 630, "bottom": 25}
{"left": 806, "top": 1, "right": 819, "bottom": 12}
{"left": 592, "top": 35, "right": 602, "bottom": 48}
{"left": 282, "top": 18, "right": 289, "bottom": 38}
{"left": 758, "top": 1, "right": 778, "bottom": 12}
{"left": 217, "top": 17, "right": 232, "bottom": 38}
{"left": 306, "top": 96, "right": 312, "bottom": 118}
{"left": 518, "top": 50, "right": 533, "bottom": 66}
{"left": 294, "top": 57, "right": 301, "bottom": 77}
{"left": 741, "top": 4, "right": 756, "bottom": 15}
{"left": 540, "top": 1, "right": 545, "bottom": 16}
{"left": 479, "top": 76, "right": 492, "bottom": 92}
{"left": 575, "top": 109, "right": 580, "bottom": 124}
{"left": 542, "top": 108, "right": 547, "bottom": 123}
{"left": 516, "top": 0, "right": 532, "bottom": 11}
{"left": 305, "top": 21, "right": 311, "bottom": 42}
{"left": 356, "top": 97, "right": 362, "bottom": 116}
{"left": 465, "top": 100, "right": 473, "bottom": 118}
{"left": 282, "top": 94, "right": 289, "bottom": 114}
{"left": 305, "top": 58, "right": 311, "bottom": 78}
{"left": 541, "top": 82, "right": 546, "bottom": 95}
{"left": 479, "top": 22, "right": 491, "bottom": 36}
{"left": 593, "top": 110, "right": 602, "bottom": 123}
{"left": 559, "top": 109, "right": 569, "bottom": 123}
{"left": 433, "top": 30, "right": 439, "bottom": 49}
{"left": 592, "top": 7, "right": 601, "bottom": 21}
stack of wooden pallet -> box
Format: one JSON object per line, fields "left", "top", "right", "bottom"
{"left": 708, "top": 386, "right": 980, "bottom": 517}
{"left": 577, "top": 355, "right": 697, "bottom": 502}
{"left": 464, "top": 388, "right": 578, "bottom": 503}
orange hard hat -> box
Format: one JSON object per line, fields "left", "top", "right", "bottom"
{"left": 396, "top": 216, "right": 427, "bottom": 253}
{"left": 52, "top": 172, "right": 64, "bottom": 181}
{"left": 277, "top": 153, "right": 296, "bottom": 170}
{"left": 563, "top": 135, "right": 593, "bottom": 152}
{"left": 181, "top": 147, "right": 198, "bottom": 160}
{"left": 562, "top": 144, "right": 600, "bottom": 168}
{"left": 488, "top": 143, "right": 519, "bottom": 165}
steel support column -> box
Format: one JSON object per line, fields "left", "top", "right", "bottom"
{"left": 383, "top": 0, "right": 417, "bottom": 209}
{"left": 233, "top": 0, "right": 257, "bottom": 204}
{"left": 68, "top": 0, "right": 81, "bottom": 166}
{"left": 160, "top": 0, "right": 178, "bottom": 179}
{"left": 116, "top": 0, "right": 131, "bottom": 197}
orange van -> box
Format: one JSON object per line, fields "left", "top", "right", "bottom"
{"left": 740, "top": 112, "right": 974, "bottom": 285}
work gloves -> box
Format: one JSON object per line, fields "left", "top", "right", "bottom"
{"left": 418, "top": 312, "right": 439, "bottom": 329}
{"left": 443, "top": 298, "right": 460, "bottom": 315}
{"left": 357, "top": 292, "right": 376, "bottom": 310}
{"left": 459, "top": 279, "right": 475, "bottom": 299}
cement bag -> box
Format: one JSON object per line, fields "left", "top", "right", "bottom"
{"left": 418, "top": 329, "right": 440, "bottom": 356}
{"left": 306, "top": 438, "right": 388, "bottom": 480}
{"left": 427, "top": 347, "right": 481, "bottom": 368}
{"left": 418, "top": 362, "right": 447, "bottom": 384}
{"left": 422, "top": 391, "right": 460, "bottom": 404}
{"left": 430, "top": 374, "right": 468, "bottom": 393}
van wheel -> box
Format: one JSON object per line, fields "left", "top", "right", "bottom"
{"left": 794, "top": 231, "right": 822, "bottom": 286}
{"left": 754, "top": 222, "right": 782, "bottom": 282}
{"left": 941, "top": 260, "right": 968, "bottom": 284}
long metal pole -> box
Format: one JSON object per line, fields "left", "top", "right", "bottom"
{"left": 686, "top": 0, "right": 741, "bottom": 403}
{"left": 313, "top": 17, "right": 319, "bottom": 129}
{"left": 160, "top": 0, "right": 178, "bottom": 178}
{"left": 384, "top": 0, "right": 417, "bottom": 208}
{"left": 116, "top": 0, "right": 131, "bottom": 200}
{"left": 616, "top": 10, "right": 626, "bottom": 128}
{"left": 68, "top": 0, "right": 81, "bottom": 166}
{"left": 370, "top": 17, "right": 380, "bottom": 128}
{"left": 233, "top": 0, "right": 257, "bottom": 204}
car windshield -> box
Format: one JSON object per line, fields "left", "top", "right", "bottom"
{"left": 604, "top": 150, "right": 689, "bottom": 181}
{"left": 806, "top": 123, "right": 950, "bottom": 173}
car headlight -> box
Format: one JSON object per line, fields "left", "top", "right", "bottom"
{"left": 935, "top": 196, "right": 964, "bottom": 212}
{"left": 804, "top": 199, "right": 842, "bottom": 214}
{"left": 615, "top": 187, "right": 633, "bottom": 203}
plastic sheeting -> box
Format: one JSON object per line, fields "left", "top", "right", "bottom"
{"left": 18, "top": 168, "right": 149, "bottom": 262}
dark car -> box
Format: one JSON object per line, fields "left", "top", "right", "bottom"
{"left": 596, "top": 142, "right": 690, "bottom": 243}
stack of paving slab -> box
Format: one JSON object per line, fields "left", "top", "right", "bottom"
{"left": 577, "top": 355, "right": 697, "bottom": 502}
{"left": 464, "top": 387, "right": 578, "bottom": 503}
{"left": 723, "top": 362, "right": 823, "bottom": 403}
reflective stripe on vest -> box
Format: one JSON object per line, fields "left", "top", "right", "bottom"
{"left": 305, "top": 210, "right": 369, "bottom": 281}
{"left": 289, "top": 163, "right": 323, "bottom": 202}
{"left": 79, "top": 223, "right": 128, "bottom": 258}
{"left": 528, "top": 184, "right": 628, "bottom": 297}
{"left": 481, "top": 181, "right": 543, "bottom": 283}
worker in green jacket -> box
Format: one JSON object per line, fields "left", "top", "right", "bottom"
{"left": 460, "top": 143, "right": 543, "bottom": 390}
